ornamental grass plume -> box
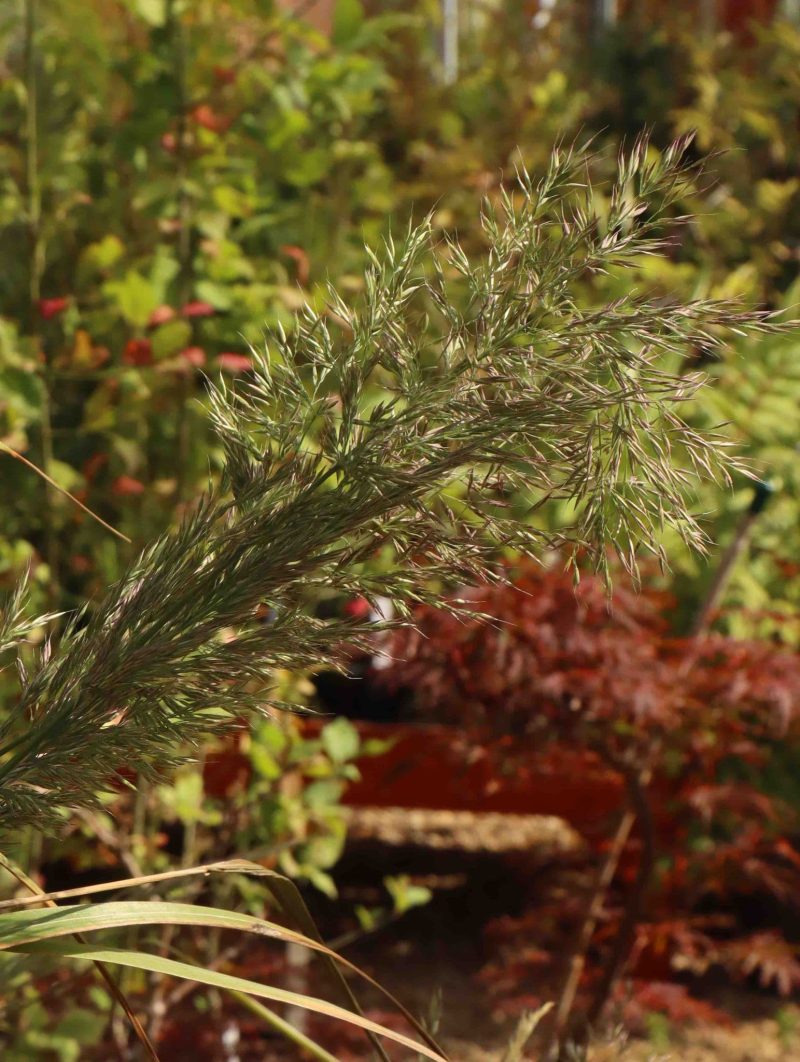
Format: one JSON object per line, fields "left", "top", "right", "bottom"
{"left": 0, "top": 136, "right": 781, "bottom": 833}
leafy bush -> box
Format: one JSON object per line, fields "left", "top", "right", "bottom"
{"left": 377, "top": 559, "right": 800, "bottom": 1047}
{"left": 0, "top": 1, "right": 401, "bottom": 604}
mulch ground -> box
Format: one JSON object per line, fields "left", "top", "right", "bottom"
{"left": 332, "top": 809, "right": 800, "bottom": 1061}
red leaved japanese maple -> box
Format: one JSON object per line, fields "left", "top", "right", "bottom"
{"left": 375, "top": 562, "right": 800, "bottom": 1044}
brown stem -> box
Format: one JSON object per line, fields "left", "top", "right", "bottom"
{"left": 689, "top": 480, "right": 774, "bottom": 639}
{"left": 582, "top": 763, "right": 656, "bottom": 1035}
{"left": 689, "top": 510, "right": 758, "bottom": 637}
{"left": 71, "top": 808, "right": 143, "bottom": 879}
{"left": 543, "top": 805, "right": 636, "bottom": 1059}
{"left": 0, "top": 442, "right": 131, "bottom": 543}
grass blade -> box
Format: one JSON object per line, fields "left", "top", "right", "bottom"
{"left": 0, "top": 899, "right": 340, "bottom": 953}
{"left": 11, "top": 941, "right": 449, "bottom": 1061}
{"left": 0, "top": 858, "right": 277, "bottom": 911}
{"left": 0, "top": 866, "right": 448, "bottom": 1059}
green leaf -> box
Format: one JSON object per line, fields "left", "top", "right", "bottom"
{"left": 304, "top": 866, "right": 338, "bottom": 899}
{"left": 0, "top": 367, "right": 43, "bottom": 421}
{"left": 148, "top": 249, "right": 180, "bottom": 295}
{"left": 211, "top": 186, "right": 253, "bottom": 219}
{"left": 47, "top": 460, "right": 83, "bottom": 494}
{"left": 104, "top": 271, "right": 159, "bottom": 327}
{"left": 385, "top": 875, "right": 432, "bottom": 915}
{"left": 0, "top": 900, "right": 314, "bottom": 952}
{"left": 9, "top": 943, "right": 448, "bottom": 1061}
{"left": 284, "top": 149, "right": 331, "bottom": 188}
{"left": 250, "top": 742, "right": 281, "bottom": 780}
{"left": 53, "top": 1009, "right": 106, "bottom": 1050}
{"left": 302, "top": 828, "right": 345, "bottom": 870}
{"left": 361, "top": 737, "right": 395, "bottom": 758}
{"left": 355, "top": 905, "right": 379, "bottom": 931}
{"left": 321, "top": 717, "right": 360, "bottom": 764}
{"left": 127, "top": 0, "right": 167, "bottom": 27}
{"left": 254, "top": 720, "right": 288, "bottom": 756}
{"left": 80, "top": 235, "right": 125, "bottom": 274}
{"left": 333, "top": 0, "right": 365, "bottom": 45}
{"left": 151, "top": 319, "right": 192, "bottom": 360}
{"left": 195, "top": 279, "right": 233, "bottom": 311}
{"left": 304, "top": 779, "right": 345, "bottom": 808}
{"left": 158, "top": 772, "right": 220, "bottom": 827}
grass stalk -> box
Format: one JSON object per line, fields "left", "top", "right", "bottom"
{"left": 167, "top": 0, "right": 195, "bottom": 502}
{"left": 23, "top": 0, "right": 59, "bottom": 603}
{"left": 229, "top": 989, "right": 339, "bottom": 1062}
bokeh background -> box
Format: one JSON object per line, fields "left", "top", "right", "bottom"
{"left": 1, "top": 2, "right": 800, "bottom": 1059}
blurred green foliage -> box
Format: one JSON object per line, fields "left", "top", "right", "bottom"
{"left": 0, "top": 0, "right": 402, "bottom": 611}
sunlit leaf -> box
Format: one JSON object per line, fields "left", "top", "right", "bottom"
{"left": 10, "top": 942, "right": 448, "bottom": 1062}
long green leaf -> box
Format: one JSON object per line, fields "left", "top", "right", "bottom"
{"left": 0, "top": 896, "right": 421, "bottom": 1024}
{"left": 12, "top": 941, "right": 448, "bottom": 1062}
{"left": 0, "top": 867, "right": 447, "bottom": 1060}
{"left": 0, "top": 899, "right": 329, "bottom": 952}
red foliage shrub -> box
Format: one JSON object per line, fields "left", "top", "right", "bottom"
{"left": 181, "top": 299, "right": 216, "bottom": 318}
{"left": 217, "top": 352, "right": 253, "bottom": 373}
{"left": 379, "top": 566, "right": 800, "bottom": 748}
{"left": 619, "top": 981, "right": 732, "bottom": 1031}
{"left": 375, "top": 563, "right": 800, "bottom": 1025}
{"left": 122, "top": 338, "right": 153, "bottom": 366}
{"left": 111, "top": 474, "right": 145, "bottom": 497}
{"left": 38, "top": 296, "right": 69, "bottom": 319}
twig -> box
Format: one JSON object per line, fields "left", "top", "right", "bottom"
{"left": 690, "top": 480, "right": 774, "bottom": 636}
{"left": 501, "top": 1003, "right": 553, "bottom": 1062}
{"left": 582, "top": 759, "right": 656, "bottom": 1035}
{"left": 71, "top": 808, "right": 144, "bottom": 879}
{"left": 544, "top": 802, "right": 637, "bottom": 1058}
{"left": 0, "top": 442, "right": 131, "bottom": 544}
